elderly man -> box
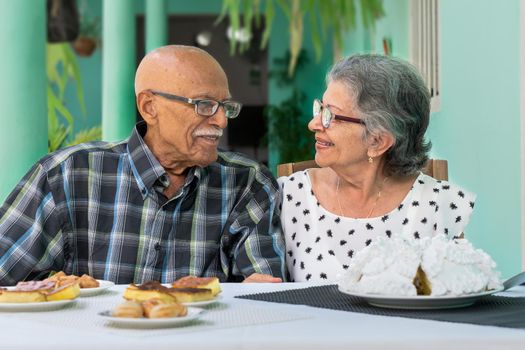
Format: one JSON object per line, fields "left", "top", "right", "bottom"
{"left": 0, "top": 45, "right": 285, "bottom": 285}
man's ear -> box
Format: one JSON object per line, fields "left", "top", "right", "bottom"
{"left": 136, "top": 91, "right": 157, "bottom": 125}
{"left": 367, "top": 132, "right": 395, "bottom": 158}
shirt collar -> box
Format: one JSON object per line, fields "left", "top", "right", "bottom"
{"left": 127, "top": 121, "right": 201, "bottom": 199}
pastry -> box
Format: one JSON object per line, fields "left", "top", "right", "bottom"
{"left": 46, "top": 282, "right": 81, "bottom": 301}
{"left": 171, "top": 276, "right": 221, "bottom": 296}
{"left": 112, "top": 300, "right": 143, "bottom": 318}
{"left": 77, "top": 274, "right": 100, "bottom": 288}
{"left": 142, "top": 298, "right": 187, "bottom": 318}
{"left": 168, "top": 287, "right": 214, "bottom": 303}
{"left": 123, "top": 281, "right": 177, "bottom": 303}
{"left": 0, "top": 289, "right": 47, "bottom": 303}
{"left": 44, "top": 271, "right": 100, "bottom": 288}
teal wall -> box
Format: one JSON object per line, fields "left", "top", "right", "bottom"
{"left": 427, "top": 0, "right": 522, "bottom": 278}
{"left": 342, "top": 0, "right": 408, "bottom": 58}
{"left": 0, "top": 0, "right": 48, "bottom": 203}
{"left": 342, "top": 0, "right": 522, "bottom": 278}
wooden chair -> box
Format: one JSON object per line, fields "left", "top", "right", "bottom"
{"left": 277, "top": 159, "right": 448, "bottom": 180}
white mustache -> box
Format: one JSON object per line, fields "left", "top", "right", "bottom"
{"left": 193, "top": 127, "right": 223, "bottom": 138}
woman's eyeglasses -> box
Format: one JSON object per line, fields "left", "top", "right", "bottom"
{"left": 313, "top": 99, "right": 364, "bottom": 128}
{"left": 149, "top": 90, "right": 243, "bottom": 119}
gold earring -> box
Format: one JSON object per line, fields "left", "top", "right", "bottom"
{"left": 368, "top": 156, "right": 373, "bottom": 164}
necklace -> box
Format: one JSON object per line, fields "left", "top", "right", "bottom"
{"left": 336, "top": 176, "right": 389, "bottom": 218}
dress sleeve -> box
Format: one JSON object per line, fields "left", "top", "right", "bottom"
{"left": 222, "top": 167, "right": 286, "bottom": 281}
{"left": 0, "top": 163, "right": 64, "bottom": 285}
{"left": 433, "top": 180, "right": 476, "bottom": 238}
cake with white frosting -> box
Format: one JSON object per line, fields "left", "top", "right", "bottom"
{"left": 340, "top": 235, "right": 503, "bottom": 296}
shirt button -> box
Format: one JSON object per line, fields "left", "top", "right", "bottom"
{"left": 154, "top": 242, "right": 161, "bottom": 251}
{"left": 141, "top": 189, "right": 147, "bottom": 195}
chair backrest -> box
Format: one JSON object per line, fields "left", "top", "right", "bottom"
{"left": 277, "top": 159, "right": 448, "bottom": 180}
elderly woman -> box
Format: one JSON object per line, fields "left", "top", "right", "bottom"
{"left": 278, "top": 54, "right": 475, "bottom": 282}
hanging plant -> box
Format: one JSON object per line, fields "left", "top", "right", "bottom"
{"left": 47, "top": 0, "right": 80, "bottom": 43}
{"left": 217, "top": 0, "right": 385, "bottom": 76}
{"left": 73, "top": 0, "right": 101, "bottom": 57}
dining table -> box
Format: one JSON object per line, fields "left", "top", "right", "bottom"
{"left": 1, "top": 282, "right": 525, "bottom": 350}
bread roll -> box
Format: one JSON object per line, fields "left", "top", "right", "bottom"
{"left": 112, "top": 301, "right": 143, "bottom": 318}
{"left": 78, "top": 274, "right": 100, "bottom": 288}
{"left": 142, "top": 299, "right": 187, "bottom": 318}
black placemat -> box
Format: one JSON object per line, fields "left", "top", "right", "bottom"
{"left": 236, "top": 285, "right": 525, "bottom": 329}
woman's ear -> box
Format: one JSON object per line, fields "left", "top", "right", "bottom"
{"left": 367, "top": 132, "right": 395, "bottom": 158}
{"left": 136, "top": 91, "right": 157, "bottom": 125}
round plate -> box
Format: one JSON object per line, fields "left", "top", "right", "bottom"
{"left": 98, "top": 307, "right": 204, "bottom": 328}
{"left": 79, "top": 280, "right": 115, "bottom": 297}
{"left": 182, "top": 295, "right": 222, "bottom": 307}
{"left": 338, "top": 285, "right": 504, "bottom": 309}
{"left": 0, "top": 299, "right": 76, "bottom": 312}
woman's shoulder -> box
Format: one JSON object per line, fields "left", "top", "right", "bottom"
{"left": 277, "top": 169, "right": 311, "bottom": 188}
{"left": 416, "top": 172, "right": 476, "bottom": 203}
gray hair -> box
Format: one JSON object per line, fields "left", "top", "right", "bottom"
{"left": 327, "top": 54, "right": 431, "bottom": 176}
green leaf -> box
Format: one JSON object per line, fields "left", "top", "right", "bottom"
{"left": 260, "top": 0, "right": 275, "bottom": 49}
{"left": 62, "top": 44, "right": 86, "bottom": 115}
{"left": 65, "top": 126, "right": 102, "bottom": 147}
{"left": 308, "top": 3, "right": 322, "bottom": 62}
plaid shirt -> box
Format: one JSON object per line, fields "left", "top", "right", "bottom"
{"left": 0, "top": 122, "right": 285, "bottom": 285}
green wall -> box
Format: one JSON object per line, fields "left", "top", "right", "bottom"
{"left": 0, "top": 0, "right": 48, "bottom": 203}
{"left": 427, "top": 0, "right": 522, "bottom": 278}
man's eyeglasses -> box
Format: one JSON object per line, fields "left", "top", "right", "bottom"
{"left": 149, "top": 90, "right": 242, "bottom": 119}
{"left": 313, "top": 99, "right": 364, "bottom": 128}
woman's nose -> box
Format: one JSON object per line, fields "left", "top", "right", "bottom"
{"left": 308, "top": 113, "right": 323, "bottom": 132}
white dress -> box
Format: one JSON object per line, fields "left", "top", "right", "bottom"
{"left": 277, "top": 171, "right": 476, "bottom": 282}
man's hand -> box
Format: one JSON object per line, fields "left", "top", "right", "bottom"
{"left": 243, "top": 273, "right": 282, "bottom": 283}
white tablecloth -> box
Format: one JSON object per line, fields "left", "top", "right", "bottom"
{"left": 1, "top": 283, "right": 525, "bottom": 350}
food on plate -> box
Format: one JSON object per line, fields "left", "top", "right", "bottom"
{"left": 111, "top": 298, "right": 187, "bottom": 319}
{"left": 14, "top": 281, "right": 57, "bottom": 292}
{"left": 339, "top": 234, "right": 503, "bottom": 297}
{"left": 44, "top": 271, "right": 100, "bottom": 289}
{"left": 167, "top": 287, "right": 214, "bottom": 303}
{"left": 0, "top": 280, "right": 80, "bottom": 303}
{"left": 171, "top": 276, "right": 221, "bottom": 296}
{"left": 112, "top": 300, "right": 144, "bottom": 318}
{"left": 142, "top": 298, "right": 187, "bottom": 318}
{"left": 0, "top": 289, "right": 47, "bottom": 303}
{"left": 123, "top": 281, "right": 177, "bottom": 303}
{"left": 46, "top": 283, "right": 81, "bottom": 301}
{"left": 124, "top": 279, "right": 217, "bottom": 303}
{"left": 77, "top": 274, "right": 100, "bottom": 288}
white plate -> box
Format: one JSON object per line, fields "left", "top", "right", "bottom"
{"left": 98, "top": 307, "right": 204, "bottom": 328}
{"left": 79, "top": 280, "right": 115, "bottom": 297}
{"left": 338, "top": 285, "right": 504, "bottom": 309}
{"left": 0, "top": 299, "right": 76, "bottom": 312}
{"left": 182, "top": 295, "right": 222, "bottom": 307}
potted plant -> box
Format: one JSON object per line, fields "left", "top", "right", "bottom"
{"left": 72, "top": 3, "right": 100, "bottom": 57}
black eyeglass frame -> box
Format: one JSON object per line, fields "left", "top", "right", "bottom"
{"left": 313, "top": 99, "right": 364, "bottom": 128}
{"left": 148, "top": 90, "right": 242, "bottom": 119}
